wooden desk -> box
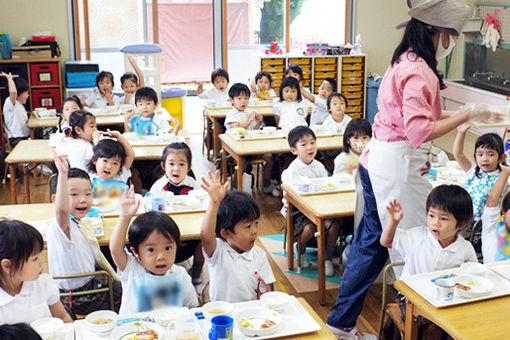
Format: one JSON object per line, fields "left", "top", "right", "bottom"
{"left": 282, "top": 184, "right": 355, "bottom": 305}
{"left": 204, "top": 105, "right": 274, "bottom": 161}
{"left": 394, "top": 280, "right": 510, "bottom": 340}
{"left": 219, "top": 133, "right": 343, "bottom": 191}
{"left": 0, "top": 203, "right": 203, "bottom": 246}
{"left": 5, "top": 139, "right": 166, "bottom": 204}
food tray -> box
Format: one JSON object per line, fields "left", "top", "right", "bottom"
{"left": 124, "top": 134, "right": 184, "bottom": 147}
{"left": 141, "top": 196, "right": 208, "bottom": 214}
{"left": 486, "top": 260, "right": 510, "bottom": 281}
{"left": 236, "top": 130, "right": 286, "bottom": 141}
{"left": 469, "top": 105, "right": 510, "bottom": 128}
{"left": 194, "top": 295, "right": 321, "bottom": 340}
{"left": 89, "top": 107, "right": 122, "bottom": 116}
{"left": 402, "top": 267, "right": 510, "bottom": 308}
{"left": 34, "top": 110, "right": 58, "bottom": 119}
{"left": 285, "top": 175, "right": 355, "bottom": 196}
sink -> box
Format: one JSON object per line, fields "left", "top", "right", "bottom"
{"left": 453, "top": 79, "right": 510, "bottom": 96}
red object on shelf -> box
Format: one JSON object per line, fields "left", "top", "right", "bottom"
{"left": 32, "top": 35, "right": 55, "bottom": 42}
{"left": 30, "top": 63, "right": 59, "bottom": 86}
{"left": 31, "top": 88, "right": 61, "bottom": 109}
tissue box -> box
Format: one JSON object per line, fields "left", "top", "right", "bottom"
{"left": 12, "top": 46, "right": 51, "bottom": 59}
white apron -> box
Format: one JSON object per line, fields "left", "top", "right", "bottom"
{"left": 366, "top": 138, "right": 433, "bottom": 277}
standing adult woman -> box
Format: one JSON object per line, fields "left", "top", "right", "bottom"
{"left": 326, "top": 1, "right": 493, "bottom": 338}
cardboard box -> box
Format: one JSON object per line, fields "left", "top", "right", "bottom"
{"left": 12, "top": 46, "right": 51, "bottom": 59}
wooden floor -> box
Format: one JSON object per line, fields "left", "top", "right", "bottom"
{"left": 0, "top": 133, "right": 384, "bottom": 336}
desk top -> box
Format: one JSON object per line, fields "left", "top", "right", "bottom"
{"left": 281, "top": 183, "right": 355, "bottom": 219}
{"left": 205, "top": 105, "right": 274, "bottom": 118}
{"left": 394, "top": 280, "right": 510, "bottom": 340}
{"left": 220, "top": 133, "right": 343, "bottom": 156}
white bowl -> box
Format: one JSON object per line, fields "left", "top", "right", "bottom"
{"left": 85, "top": 310, "right": 118, "bottom": 334}
{"left": 461, "top": 262, "right": 488, "bottom": 276}
{"left": 236, "top": 308, "right": 281, "bottom": 337}
{"left": 202, "top": 300, "right": 234, "bottom": 321}
{"left": 260, "top": 291, "right": 290, "bottom": 312}
{"left": 30, "top": 317, "right": 64, "bottom": 340}
{"left": 263, "top": 126, "right": 277, "bottom": 133}
{"left": 187, "top": 189, "right": 208, "bottom": 201}
{"left": 151, "top": 306, "right": 188, "bottom": 327}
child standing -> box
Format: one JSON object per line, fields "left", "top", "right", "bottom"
{"left": 281, "top": 126, "right": 340, "bottom": 276}
{"left": 110, "top": 188, "right": 197, "bottom": 314}
{"left": 273, "top": 77, "right": 308, "bottom": 130}
{"left": 0, "top": 219, "right": 72, "bottom": 324}
{"left": 86, "top": 71, "right": 120, "bottom": 108}
{"left": 201, "top": 170, "right": 275, "bottom": 302}
{"left": 250, "top": 71, "right": 276, "bottom": 101}
{"left": 66, "top": 110, "right": 101, "bottom": 172}
{"left": 0, "top": 72, "right": 29, "bottom": 148}
{"left": 120, "top": 56, "right": 145, "bottom": 105}
{"left": 301, "top": 78, "right": 336, "bottom": 127}
{"left": 59, "top": 96, "right": 83, "bottom": 137}
{"left": 197, "top": 68, "right": 229, "bottom": 103}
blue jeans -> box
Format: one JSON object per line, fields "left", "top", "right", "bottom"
{"left": 327, "top": 164, "right": 389, "bottom": 328}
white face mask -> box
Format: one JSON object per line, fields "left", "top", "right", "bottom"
{"left": 352, "top": 141, "right": 369, "bottom": 154}
{"left": 436, "top": 33, "right": 456, "bottom": 60}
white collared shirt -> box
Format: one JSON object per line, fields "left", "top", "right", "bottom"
{"left": 393, "top": 226, "right": 477, "bottom": 278}
{"left": 225, "top": 107, "right": 257, "bottom": 131}
{"left": 322, "top": 114, "right": 352, "bottom": 134}
{"left": 273, "top": 101, "right": 308, "bottom": 129}
{"left": 149, "top": 175, "right": 199, "bottom": 195}
{"left": 85, "top": 89, "right": 121, "bottom": 109}
{"left": 66, "top": 138, "right": 94, "bottom": 172}
{"left": 334, "top": 150, "right": 359, "bottom": 175}
{"left": 3, "top": 98, "right": 29, "bottom": 138}
{"left": 199, "top": 87, "right": 229, "bottom": 103}
{"left": 309, "top": 95, "right": 330, "bottom": 127}
{"left": 204, "top": 238, "right": 275, "bottom": 302}
{"left": 0, "top": 274, "right": 60, "bottom": 325}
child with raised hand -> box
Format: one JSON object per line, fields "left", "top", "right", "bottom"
{"left": 197, "top": 68, "right": 229, "bottom": 103}
{"left": 0, "top": 219, "right": 72, "bottom": 325}
{"left": 86, "top": 71, "right": 120, "bottom": 108}
{"left": 48, "top": 152, "right": 121, "bottom": 315}
{"left": 250, "top": 71, "right": 276, "bottom": 101}
{"left": 201, "top": 170, "right": 275, "bottom": 302}
{"left": 120, "top": 56, "right": 145, "bottom": 105}
{"left": 0, "top": 72, "right": 30, "bottom": 148}
{"left": 66, "top": 110, "right": 101, "bottom": 172}
{"left": 273, "top": 77, "right": 308, "bottom": 131}
{"left": 110, "top": 187, "right": 198, "bottom": 314}
{"left": 59, "top": 96, "right": 83, "bottom": 137}
{"left": 301, "top": 78, "right": 336, "bottom": 127}
{"left": 281, "top": 126, "right": 340, "bottom": 276}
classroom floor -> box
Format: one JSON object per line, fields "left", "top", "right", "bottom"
{"left": 0, "top": 97, "right": 384, "bottom": 336}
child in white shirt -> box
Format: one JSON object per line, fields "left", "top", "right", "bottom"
{"left": 250, "top": 71, "right": 276, "bottom": 101}
{"left": 120, "top": 56, "right": 145, "bottom": 105}
{"left": 281, "top": 126, "right": 340, "bottom": 276}
{"left": 59, "top": 96, "right": 83, "bottom": 137}
{"left": 225, "top": 83, "right": 262, "bottom": 132}
{"left": 301, "top": 78, "right": 336, "bottom": 127}
{"left": 201, "top": 170, "right": 275, "bottom": 302}
{"left": 197, "top": 68, "right": 230, "bottom": 103}
{"left": 0, "top": 72, "right": 29, "bottom": 148}
{"left": 86, "top": 71, "right": 121, "bottom": 108}
{"left": 66, "top": 110, "right": 101, "bottom": 172}
{"left": 273, "top": 77, "right": 308, "bottom": 131}
{"left": 0, "top": 219, "right": 72, "bottom": 325}
{"left": 110, "top": 188, "right": 198, "bottom": 314}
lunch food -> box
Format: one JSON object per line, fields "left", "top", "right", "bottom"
{"left": 455, "top": 283, "right": 471, "bottom": 291}
{"left": 126, "top": 324, "right": 159, "bottom": 340}
{"left": 91, "top": 318, "right": 113, "bottom": 324}
{"left": 239, "top": 317, "right": 276, "bottom": 329}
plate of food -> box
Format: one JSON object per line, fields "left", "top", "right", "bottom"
{"left": 111, "top": 321, "right": 164, "bottom": 340}
{"left": 172, "top": 195, "right": 202, "bottom": 211}
{"left": 455, "top": 275, "right": 494, "bottom": 298}
{"left": 236, "top": 308, "right": 281, "bottom": 337}
{"left": 93, "top": 197, "right": 120, "bottom": 213}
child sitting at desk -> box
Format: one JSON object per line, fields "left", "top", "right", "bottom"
{"left": 66, "top": 110, "right": 101, "bottom": 172}
{"left": 86, "top": 71, "right": 121, "bottom": 108}
{"left": 201, "top": 170, "right": 275, "bottom": 302}
{"left": 47, "top": 152, "right": 121, "bottom": 316}
{"left": 250, "top": 71, "right": 276, "bottom": 101}
{"left": 0, "top": 72, "right": 29, "bottom": 149}
{"left": 120, "top": 56, "right": 145, "bottom": 105}
{"left": 301, "top": 78, "right": 336, "bottom": 127}
{"left": 197, "top": 68, "right": 230, "bottom": 103}
{"left": 59, "top": 96, "right": 83, "bottom": 137}
{"left": 281, "top": 126, "right": 340, "bottom": 276}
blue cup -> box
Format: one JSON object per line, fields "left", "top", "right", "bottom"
{"left": 209, "top": 315, "right": 233, "bottom": 340}
{"left": 150, "top": 197, "right": 166, "bottom": 212}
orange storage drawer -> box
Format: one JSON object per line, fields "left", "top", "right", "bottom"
{"left": 342, "top": 63, "right": 363, "bottom": 71}
{"left": 300, "top": 65, "right": 311, "bottom": 72}
{"left": 347, "top": 112, "right": 363, "bottom": 119}
{"left": 262, "top": 65, "right": 285, "bottom": 73}
{"left": 303, "top": 80, "right": 311, "bottom": 88}
{"left": 261, "top": 58, "right": 285, "bottom": 66}
{"left": 288, "top": 58, "right": 311, "bottom": 65}
{"left": 343, "top": 85, "right": 363, "bottom": 92}
{"left": 271, "top": 72, "right": 284, "bottom": 80}
{"left": 315, "top": 71, "right": 336, "bottom": 79}
{"left": 315, "top": 57, "right": 337, "bottom": 65}
{"left": 342, "top": 56, "right": 363, "bottom": 63}
{"left": 343, "top": 71, "right": 363, "bottom": 78}
{"left": 31, "top": 88, "right": 61, "bottom": 109}
{"left": 343, "top": 91, "right": 363, "bottom": 99}
{"left": 315, "top": 64, "right": 336, "bottom": 72}
{"left": 342, "top": 77, "right": 363, "bottom": 85}
{"left": 30, "top": 63, "right": 59, "bottom": 86}
{"left": 346, "top": 106, "right": 362, "bottom": 113}
{"left": 347, "top": 99, "right": 362, "bottom": 106}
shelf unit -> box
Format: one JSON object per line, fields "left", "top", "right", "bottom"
{"left": 0, "top": 58, "right": 63, "bottom": 112}
{"left": 256, "top": 54, "right": 367, "bottom": 118}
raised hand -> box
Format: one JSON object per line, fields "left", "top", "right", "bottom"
{"left": 119, "top": 185, "right": 140, "bottom": 217}
{"left": 0, "top": 71, "right": 12, "bottom": 79}
{"left": 201, "top": 170, "right": 229, "bottom": 204}
{"left": 386, "top": 199, "right": 403, "bottom": 224}
{"left": 103, "top": 128, "right": 121, "bottom": 139}
{"left": 52, "top": 149, "right": 68, "bottom": 175}
{"left": 457, "top": 123, "right": 471, "bottom": 134}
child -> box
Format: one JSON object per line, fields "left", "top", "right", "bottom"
{"left": 481, "top": 165, "right": 510, "bottom": 263}
{"left": 250, "top": 71, "right": 276, "bottom": 101}
{"left": 0, "top": 72, "right": 29, "bottom": 148}
{"left": 86, "top": 71, "right": 120, "bottom": 108}
{"left": 48, "top": 152, "right": 121, "bottom": 315}
{"left": 110, "top": 187, "right": 198, "bottom": 314}
{"left": 323, "top": 93, "right": 352, "bottom": 133}
{"left": 120, "top": 56, "right": 145, "bottom": 105}
{"left": 225, "top": 83, "right": 262, "bottom": 131}
{"left": 66, "top": 110, "right": 101, "bottom": 172}
{"left": 301, "top": 78, "right": 336, "bottom": 127}
{"left": 124, "top": 86, "right": 180, "bottom": 135}
{"left": 281, "top": 126, "right": 340, "bottom": 276}
{"left": 201, "top": 170, "right": 275, "bottom": 302}
{"left": 0, "top": 219, "right": 72, "bottom": 324}
{"left": 197, "top": 68, "right": 229, "bottom": 103}
{"left": 333, "top": 118, "right": 371, "bottom": 176}
{"left": 59, "top": 96, "right": 83, "bottom": 137}
{"left": 273, "top": 77, "right": 308, "bottom": 130}
{"left": 286, "top": 65, "right": 307, "bottom": 90}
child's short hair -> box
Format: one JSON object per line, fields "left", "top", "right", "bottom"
{"left": 255, "top": 71, "right": 272, "bottom": 84}
{"left": 426, "top": 185, "right": 473, "bottom": 228}
{"left": 279, "top": 76, "right": 302, "bottom": 102}
{"left": 121, "top": 72, "right": 138, "bottom": 85}
{"left": 69, "top": 110, "right": 95, "bottom": 138}
{"left": 128, "top": 212, "right": 181, "bottom": 253}
{"left": 228, "top": 83, "right": 250, "bottom": 99}
{"left": 343, "top": 118, "right": 372, "bottom": 154}
{"left": 0, "top": 323, "right": 43, "bottom": 340}
{"left": 216, "top": 191, "right": 260, "bottom": 239}
{"left": 211, "top": 68, "right": 229, "bottom": 83}
{"left": 51, "top": 167, "right": 91, "bottom": 195}
{"left": 96, "top": 71, "right": 115, "bottom": 88}
{"left": 0, "top": 219, "right": 44, "bottom": 276}
{"left": 327, "top": 92, "right": 348, "bottom": 111}
{"left": 321, "top": 78, "right": 337, "bottom": 92}
{"left": 286, "top": 64, "right": 304, "bottom": 80}
{"left": 88, "top": 139, "right": 127, "bottom": 173}
{"left": 474, "top": 133, "right": 504, "bottom": 177}
{"left": 288, "top": 126, "right": 316, "bottom": 148}
{"left": 13, "top": 77, "right": 29, "bottom": 95}
{"left": 135, "top": 86, "right": 158, "bottom": 104}
{"left": 162, "top": 142, "right": 192, "bottom": 166}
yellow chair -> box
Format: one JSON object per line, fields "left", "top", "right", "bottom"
{"left": 378, "top": 261, "right": 405, "bottom": 340}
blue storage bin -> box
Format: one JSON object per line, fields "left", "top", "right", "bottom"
{"left": 366, "top": 76, "right": 382, "bottom": 124}
{"left": 66, "top": 71, "right": 97, "bottom": 88}
{"left": 120, "top": 44, "right": 163, "bottom": 54}
{"left": 161, "top": 87, "right": 187, "bottom": 98}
